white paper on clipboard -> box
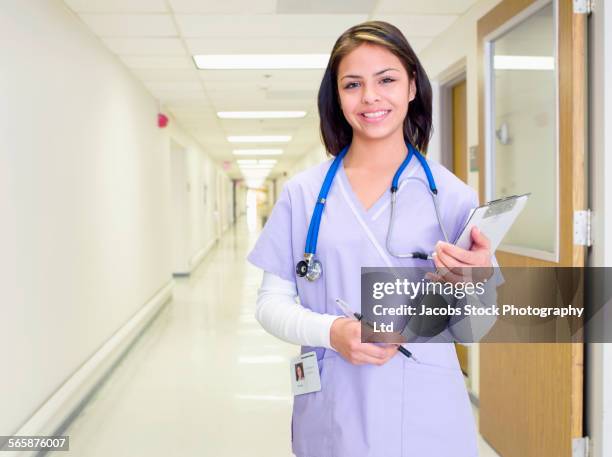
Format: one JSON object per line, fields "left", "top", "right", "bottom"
{"left": 453, "top": 193, "right": 530, "bottom": 252}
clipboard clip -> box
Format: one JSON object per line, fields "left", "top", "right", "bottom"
{"left": 483, "top": 193, "right": 530, "bottom": 218}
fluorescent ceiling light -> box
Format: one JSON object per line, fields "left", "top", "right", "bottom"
{"left": 258, "top": 159, "right": 277, "bottom": 164}
{"left": 218, "top": 111, "right": 306, "bottom": 119}
{"left": 240, "top": 167, "right": 272, "bottom": 172}
{"left": 232, "top": 149, "right": 283, "bottom": 156}
{"left": 494, "top": 55, "right": 554, "bottom": 70}
{"left": 193, "top": 54, "right": 329, "bottom": 70}
{"left": 237, "top": 159, "right": 276, "bottom": 167}
{"left": 239, "top": 164, "right": 275, "bottom": 169}
{"left": 228, "top": 135, "right": 291, "bottom": 143}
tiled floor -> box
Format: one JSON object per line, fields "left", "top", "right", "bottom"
{"left": 54, "top": 217, "right": 501, "bottom": 456}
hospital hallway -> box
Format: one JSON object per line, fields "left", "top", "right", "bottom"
{"left": 3, "top": 0, "right": 612, "bottom": 456}
{"left": 46, "top": 215, "right": 501, "bottom": 457}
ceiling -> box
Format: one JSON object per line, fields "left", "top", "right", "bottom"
{"left": 63, "top": 0, "right": 481, "bottom": 180}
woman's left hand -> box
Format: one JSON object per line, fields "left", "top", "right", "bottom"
{"left": 430, "top": 226, "right": 493, "bottom": 283}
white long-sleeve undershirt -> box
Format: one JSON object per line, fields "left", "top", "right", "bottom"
{"left": 254, "top": 271, "right": 342, "bottom": 349}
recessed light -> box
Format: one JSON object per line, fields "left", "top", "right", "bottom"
{"left": 232, "top": 149, "right": 283, "bottom": 156}
{"left": 228, "top": 135, "right": 291, "bottom": 143}
{"left": 193, "top": 54, "right": 329, "bottom": 70}
{"left": 218, "top": 111, "right": 306, "bottom": 119}
{"left": 237, "top": 159, "right": 257, "bottom": 164}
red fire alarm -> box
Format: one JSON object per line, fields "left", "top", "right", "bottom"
{"left": 158, "top": 113, "right": 169, "bottom": 128}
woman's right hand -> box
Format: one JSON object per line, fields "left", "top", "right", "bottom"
{"left": 330, "top": 318, "right": 398, "bottom": 365}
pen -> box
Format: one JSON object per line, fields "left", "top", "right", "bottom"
{"left": 335, "top": 298, "right": 419, "bottom": 363}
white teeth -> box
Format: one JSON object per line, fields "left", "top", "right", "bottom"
{"left": 363, "top": 110, "right": 389, "bottom": 118}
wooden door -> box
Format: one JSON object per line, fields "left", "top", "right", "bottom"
{"left": 477, "top": 1, "right": 587, "bottom": 456}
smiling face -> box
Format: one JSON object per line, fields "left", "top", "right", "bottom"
{"left": 336, "top": 43, "right": 416, "bottom": 143}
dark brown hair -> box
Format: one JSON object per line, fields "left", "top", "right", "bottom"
{"left": 317, "top": 21, "right": 433, "bottom": 156}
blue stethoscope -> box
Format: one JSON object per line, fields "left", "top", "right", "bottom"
{"left": 296, "top": 142, "right": 449, "bottom": 282}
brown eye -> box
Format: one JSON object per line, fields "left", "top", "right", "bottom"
{"left": 344, "top": 82, "right": 359, "bottom": 89}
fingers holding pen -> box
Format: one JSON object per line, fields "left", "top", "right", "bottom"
{"left": 330, "top": 318, "right": 398, "bottom": 366}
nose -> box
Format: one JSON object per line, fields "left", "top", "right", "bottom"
{"left": 361, "top": 81, "right": 380, "bottom": 104}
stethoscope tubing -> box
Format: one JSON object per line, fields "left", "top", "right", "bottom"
{"left": 298, "top": 142, "right": 447, "bottom": 280}
{"left": 385, "top": 178, "right": 449, "bottom": 259}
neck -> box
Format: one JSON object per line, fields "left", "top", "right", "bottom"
{"left": 343, "top": 130, "right": 408, "bottom": 171}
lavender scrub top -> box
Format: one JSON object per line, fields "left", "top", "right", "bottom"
{"left": 247, "top": 154, "right": 483, "bottom": 457}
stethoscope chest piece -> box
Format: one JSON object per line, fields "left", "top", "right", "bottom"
{"left": 296, "top": 258, "right": 322, "bottom": 282}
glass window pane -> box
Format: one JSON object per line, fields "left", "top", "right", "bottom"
{"left": 490, "top": 3, "right": 556, "bottom": 255}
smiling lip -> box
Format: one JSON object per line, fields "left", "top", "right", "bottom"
{"left": 360, "top": 109, "right": 391, "bottom": 123}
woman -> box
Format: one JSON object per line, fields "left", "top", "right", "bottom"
{"left": 295, "top": 363, "right": 305, "bottom": 381}
{"left": 248, "top": 21, "right": 492, "bottom": 457}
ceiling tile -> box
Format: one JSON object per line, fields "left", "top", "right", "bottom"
{"left": 168, "top": 0, "right": 277, "bottom": 14}
{"left": 131, "top": 68, "right": 200, "bottom": 82}
{"left": 166, "top": 99, "right": 216, "bottom": 110}
{"left": 64, "top": 0, "right": 167, "bottom": 13}
{"left": 218, "top": 119, "right": 306, "bottom": 131}
{"left": 205, "top": 96, "right": 314, "bottom": 112}
{"left": 119, "top": 56, "right": 195, "bottom": 69}
{"left": 145, "top": 82, "right": 203, "bottom": 92}
{"left": 276, "top": 0, "right": 375, "bottom": 14}
{"left": 78, "top": 13, "right": 177, "bottom": 37}
{"left": 101, "top": 37, "right": 185, "bottom": 55}
{"left": 201, "top": 79, "right": 319, "bottom": 93}
{"left": 376, "top": 0, "right": 479, "bottom": 15}
{"left": 166, "top": 106, "right": 214, "bottom": 114}
{"left": 265, "top": 89, "right": 316, "bottom": 101}
{"left": 371, "top": 14, "right": 458, "bottom": 37}
{"left": 175, "top": 14, "right": 368, "bottom": 38}
{"left": 149, "top": 92, "right": 209, "bottom": 103}
{"left": 198, "top": 69, "right": 325, "bottom": 83}
{"left": 185, "top": 37, "right": 335, "bottom": 54}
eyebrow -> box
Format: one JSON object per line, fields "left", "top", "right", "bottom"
{"left": 340, "top": 68, "right": 400, "bottom": 80}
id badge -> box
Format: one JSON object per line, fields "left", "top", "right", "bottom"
{"left": 290, "top": 351, "right": 322, "bottom": 396}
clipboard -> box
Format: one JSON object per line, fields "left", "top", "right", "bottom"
{"left": 453, "top": 193, "right": 530, "bottom": 252}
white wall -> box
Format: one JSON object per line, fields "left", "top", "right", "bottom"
{"left": 165, "top": 119, "right": 230, "bottom": 272}
{"left": 0, "top": 0, "right": 230, "bottom": 436}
